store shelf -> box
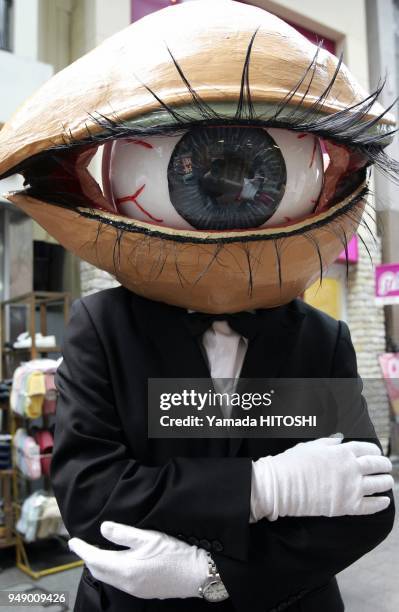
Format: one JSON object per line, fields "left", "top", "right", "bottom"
{"left": 0, "top": 291, "right": 74, "bottom": 578}
{"left": 14, "top": 533, "right": 83, "bottom": 579}
{"left": 0, "top": 467, "right": 14, "bottom": 548}
{"left": 1, "top": 291, "right": 70, "bottom": 379}
{"left": 0, "top": 536, "right": 16, "bottom": 548}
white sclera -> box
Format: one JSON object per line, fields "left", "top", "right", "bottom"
{"left": 262, "top": 128, "right": 323, "bottom": 227}
{"left": 107, "top": 135, "right": 193, "bottom": 229}
{"left": 106, "top": 128, "right": 324, "bottom": 230}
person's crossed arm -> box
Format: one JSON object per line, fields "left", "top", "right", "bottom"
{"left": 68, "top": 435, "right": 393, "bottom": 600}
{"left": 52, "top": 300, "right": 395, "bottom": 611}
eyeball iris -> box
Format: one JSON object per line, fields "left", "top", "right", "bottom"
{"left": 105, "top": 126, "right": 323, "bottom": 230}
{"left": 167, "top": 127, "right": 287, "bottom": 230}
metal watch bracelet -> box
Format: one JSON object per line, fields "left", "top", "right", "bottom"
{"left": 198, "top": 552, "right": 229, "bottom": 602}
{"left": 207, "top": 552, "right": 219, "bottom": 579}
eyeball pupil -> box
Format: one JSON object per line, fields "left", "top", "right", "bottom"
{"left": 201, "top": 156, "right": 254, "bottom": 203}
{"left": 168, "top": 126, "right": 287, "bottom": 230}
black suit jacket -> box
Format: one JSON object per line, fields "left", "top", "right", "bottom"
{"left": 50, "top": 286, "right": 395, "bottom": 612}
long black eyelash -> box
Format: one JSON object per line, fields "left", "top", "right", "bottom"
{"left": 339, "top": 225, "right": 349, "bottom": 279}
{"left": 192, "top": 243, "right": 224, "bottom": 286}
{"left": 44, "top": 34, "right": 396, "bottom": 179}
{"left": 303, "top": 230, "right": 324, "bottom": 285}
{"left": 89, "top": 179, "right": 374, "bottom": 292}
{"left": 344, "top": 204, "right": 377, "bottom": 250}
{"left": 92, "top": 184, "right": 375, "bottom": 292}
{"left": 235, "top": 27, "right": 259, "bottom": 121}
{"left": 5, "top": 29, "right": 395, "bottom": 187}
{"left": 275, "top": 43, "right": 322, "bottom": 123}
{"left": 84, "top": 73, "right": 394, "bottom": 158}
{"left": 165, "top": 45, "right": 220, "bottom": 122}
{"left": 112, "top": 227, "right": 124, "bottom": 271}
{"left": 102, "top": 206, "right": 376, "bottom": 293}
{"left": 272, "top": 239, "right": 283, "bottom": 289}
{"left": 242, "top": 242, "right": 254, "bottom": 296}
{"left": 357, "top": 231, "right": 374, "bottom": 264}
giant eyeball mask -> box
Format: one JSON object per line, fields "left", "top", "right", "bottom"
{"left": 0, "top": 0, "right": 396, "bottom": 313}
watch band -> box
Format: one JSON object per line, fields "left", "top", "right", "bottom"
{"left": 206, "top": 552, "right": 220, "bottom": 579}
{"left": 199, "top": 552, "right": 229, "bottom": 602}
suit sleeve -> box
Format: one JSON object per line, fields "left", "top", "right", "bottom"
{"left": 214, "top": 320, "right": 396, "bottom": 612}
{"left": 50, "top": 298, "right": 252, "bottom": 561}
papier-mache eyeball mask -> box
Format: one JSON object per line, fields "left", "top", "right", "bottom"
{"left": 0, "top": 0, "right": 397, "bottom": 313}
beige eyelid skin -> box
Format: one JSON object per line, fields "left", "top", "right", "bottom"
{"left": 0, "top": 0, "right": 393, "bottom": 313}
{"left": 0, "top": 0, "right": 393, "bottom": 177}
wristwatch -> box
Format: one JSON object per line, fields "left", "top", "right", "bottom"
{"left": 198, "top": 552, "right": 229, "bottom": 602}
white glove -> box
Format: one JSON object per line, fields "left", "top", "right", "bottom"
{"left": 250, "top": 437, "right": 393, "bottom": 522}
{"left": 68, "top": 521, "right": 209, "bottom": 599}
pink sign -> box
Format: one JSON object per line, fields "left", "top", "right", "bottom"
{"left": 131, "top": 0, "right": 180, "bottom": 22}
{"left": 379, "top": 353, "right": 399, "bottom": 417}
{"left": 375, "top": 263, "right": 399, "bottom": 305}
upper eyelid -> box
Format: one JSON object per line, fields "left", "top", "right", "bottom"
{"left": 54, "top": 86, "right": 395, "bottom": 155}
{"left": 51, "top": 41, "right": 395, "bottom": 155}
{"left": 3, "top": 115, "right": 376, "bottom": 184}
{"left": 52, "top": 114, "right": 379, "bottom": 158}
{"left": 4, "top": 68, "right": 396, "bottom": 181}
{"left": 36, "top": 85, "right": 393, "bottom": 189}
{"left": 0, "top": 27, "right": 396, "bottom": 184}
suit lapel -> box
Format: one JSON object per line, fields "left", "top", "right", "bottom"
{"left": 240, "top": 300, "right": 306, "bottom": 379}
{"left": 127, "top": 290, "right": 306, "bottom": 457}
{"left": 129, "top": 291, "right": 210, "bottom": 378}
{"left": 128, "top": 291, "right": 230, "bottom": 455}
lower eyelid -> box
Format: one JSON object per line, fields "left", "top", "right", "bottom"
{"left": 77, "top": 184, "right": 366, "bottom": 245}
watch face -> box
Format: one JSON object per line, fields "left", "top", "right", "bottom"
{"left": 202, "top": 579, "right": 229, "bottom": 602}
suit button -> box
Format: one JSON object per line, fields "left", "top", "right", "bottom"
{"left": 188, "top": 536, "right": 199, "bottom": 546}
{"left": 177, "top": 534, "right": 185, "bottom": 540}
{"left": 212, "top": 540, "right": 223, "bottom": 553}
{"left": 199, "top": 539, "right": 211, "bottom": 551}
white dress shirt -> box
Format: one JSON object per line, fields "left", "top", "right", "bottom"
{"left": 198, "top": 319, "right": 261, "bottom": 523}
{"left": 201, "top": 321, "right": 248, "bottom": 418}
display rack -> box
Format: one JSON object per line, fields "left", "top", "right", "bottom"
{"left": 0, "top": 291, "right": 83, "bottom": 578}
{"left": 0, "top": 381, "right": 14, "bottom": 549}
{"left": 0, "top": 467, "right": 14, "bottom": 550}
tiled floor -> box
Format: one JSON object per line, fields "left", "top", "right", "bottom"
{"left": 1, "top": 484, "right": 398, "bottom": 611}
